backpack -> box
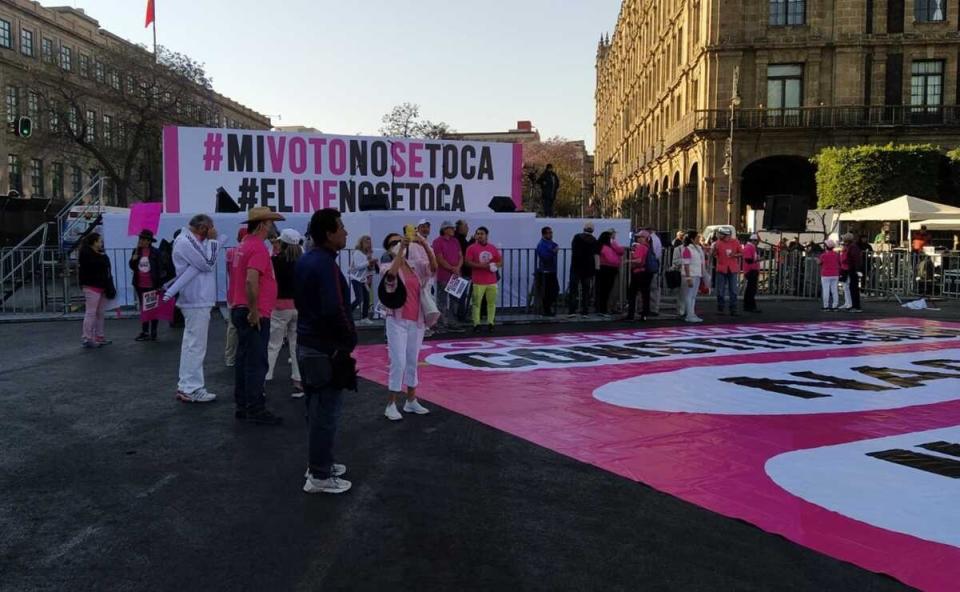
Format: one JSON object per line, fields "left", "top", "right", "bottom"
{"left": 644, "top": 246, "right": 660, "bottom": 274}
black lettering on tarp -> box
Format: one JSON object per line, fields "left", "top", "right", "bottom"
{"left": 442, "top": 145, "right": 458, "bottom": 179}
{"left": 390, "top": 183, "right": 403, "bottom": 210}
{"left": 424, "top": 143, "right": 441, "bottom": 177}
{"left": 918, "top": 441, "right": 960, "bottom": 459}
{"left": 419, "top": 184, "right": 435, "bottom": 211}
{"left": 370, "top": 141, "right": 389, "bottom": 176}
{"left": 451, "top": 185, "right": 465, "bottom": 211}
{"left": 349, "top": 140, "right": 368, "bottom": 175}
{"left": 259, "top": 178, "right": 276, "bottom": 209}
{"left": 631, "top": 341, "right": 712, "bottom": 356}
{"left": 913, "top": 359, "right": 960, "bottom": 373}
{"left": 461, "top": 145, "right": 476, "bottom": 180}
{"left": 227, "top": 134, "right": 252, "bottom": 172}
{"left": 256, "top": 134, "right": 265, "bottom": 173}
{"left": 720, "top": 371, "right": 893, "bottom": 399}
{"left": 851, "top": 365, "right": 960, "bottom": 388}
{"left": 687, "top": 338, "right": 755, "bottom": 351}
{"left": 477, "top": 146, "right": 494, "bottom": 180}
{"left": 339, "top": 180, "right": 356, "bottom": 213}
{"left": 867, "top": 448, "right": 960, "bottom": 478}
{"left": 444, "top": 352, "right": 535, "bottom": 369}
{"left": 570, "top": 344, "right": 660, "bottom": 360}
{"left": 719, "top": 336, "right": 785, "bottom": 350}
{"left": 277, "top": 179, "right": 291, "bottom": 213}
{"left": 510, "top": 348, "right": 598, "bottom": 364}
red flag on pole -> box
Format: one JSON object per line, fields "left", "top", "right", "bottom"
{"left": 145, "top": 0, "right": 155, "bottom": 28}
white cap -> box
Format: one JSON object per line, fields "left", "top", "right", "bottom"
{"left": 279, "top": 228, "right": 302, "bottom": 245}
{"left": 749, "top": 233, "right": 759, "bottom": 241}
{"left": 417, "top": 218, "right": 430, "bottom": 226}
{"left": 584, "top": 221, "right": 595, "bottom": 232}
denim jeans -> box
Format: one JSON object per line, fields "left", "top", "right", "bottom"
{"left": 715, "top": 271, "right": 739, "bottom": 312}
{"left": 298, "top": 345, "right": 344, "bottom": 480}
{"left": 232, "top": 307, "right": 271, "bottom": 412}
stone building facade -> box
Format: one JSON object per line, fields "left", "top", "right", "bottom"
{"left": 0, "top": 0, "right": 269, "bottom": 201}
{"left": 596, "top": 0, "right": 960, "bottom": 231}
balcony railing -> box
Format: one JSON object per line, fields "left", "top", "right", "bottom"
{"left": 693, "top": 105, "right": 960, "bottom": 133}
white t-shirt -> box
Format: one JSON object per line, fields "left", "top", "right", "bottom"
{"left": 349, "top": 250, "right": 373, "bottom": 283}
{"left": 681, "top": 244, "right": 705, "bottom": 278}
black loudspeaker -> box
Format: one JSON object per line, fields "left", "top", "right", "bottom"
{"left": 488, "top": 196, "right": 516, "bottom": 213}
{"left": 359, "top": 194, "right": 389, "bottom": 211}
{"left": 215, "top": 187, "right": 241, "bottom": 213}
{"left": 762, "top": 194, "right": 808, "bottom": 231}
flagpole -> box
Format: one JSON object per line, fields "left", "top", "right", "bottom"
{"left": 152, "top": 3, "right": 157, "bottom": 63}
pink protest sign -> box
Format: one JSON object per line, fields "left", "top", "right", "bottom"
{"left": 127, "top": 202, "right": 163, "bottom": 236}
{"left": 356, "top": 318, "right": 960, "bottom": 591}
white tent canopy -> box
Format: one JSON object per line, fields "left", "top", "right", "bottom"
{"left": 910, "top": 218, "right": 960, "bottom": 230}
{"left": 839, "top": 195, "right": 960, "bottom": 222}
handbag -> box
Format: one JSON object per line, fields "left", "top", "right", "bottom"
{"left": 420, "top": 283, "right": 440, "bottom": 328}
{"left": 665, "top": 269, "right": 681, "bottom": 289}
{"left": 377, "top": 273, "right": 407, "bottom": 309}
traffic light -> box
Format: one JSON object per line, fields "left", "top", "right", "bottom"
{"left": 15, "top": 116, "right": 32, "bottom": 138}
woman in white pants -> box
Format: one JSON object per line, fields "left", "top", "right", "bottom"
{"left": 266, "top": 229, "right": 304, "bottom": 397}
{"left": 380, "top": 232, "right": 438, "bottom": 421}
{"left": 819, "top": 239, "right": 841, "bottom": 310}
{"left": 680, "top": 231, "right": 706, "bottom": 323}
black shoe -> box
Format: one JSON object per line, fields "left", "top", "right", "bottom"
{"left": 750, "top": 309, "right": 762, "bottom": 313}
{"left": 640, "top": 315, "right": 647, "bottom": 321}
{"left": 485, "top": 325, "right": 494, "bottom": 333}
{"left": 243, "top": 409, "right": 283, "bottom": 426}
{"left": 135, "top": 333, "right": 150, "bottom": 341}
{"left": 648, "top": 312, "right": 660, "bottom": 317}
{"left": 730, "top": 310, "right": 739, "bottom": 316}
{"left": 473, "top": 325, "right": 481, "bottom": 334}
{"left": 235, "top": 409, "right": 247, "bottom": 420}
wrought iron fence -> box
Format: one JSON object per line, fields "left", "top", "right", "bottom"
{"left": 2, "top": 245, "right": 957, "bottom": 316}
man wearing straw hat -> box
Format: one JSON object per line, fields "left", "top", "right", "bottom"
{"left": 229, "top": 207, "right": 286, "bottom": 425}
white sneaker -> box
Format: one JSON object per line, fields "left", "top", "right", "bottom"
{"left": 303, "top": 475, "right": 352, "bottom": 494}
{"left": 403, "top": 399, "right": 430, "bottom": 415}
{"left": 291, "top": 390, "right": 305, "bottom": 399}
{"left": 304, "top": 464, "right": 346, "bottom": 478}
{"left": 384, "top": 403, "right": 403, "bottom": 421}
{"left": 176, "top": 389, "right": 217, "bottom": 403}
{"left": 684, "top": 316, "right": 704, "bottom": 323}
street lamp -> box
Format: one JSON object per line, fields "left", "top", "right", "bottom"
{"left": 723, "top": 66, "right": 741, "bottom": 227}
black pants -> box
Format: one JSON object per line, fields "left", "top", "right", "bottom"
{"left": 567, "top": 271, "right": 594, "bottom": 315}
{"left": 849, "top": 271, "right": 862, "bottom": 309}
{"left": 538, "top": 272, "right": 559, "bottom": 314}
{"left": 743, "top": 270, "right": 759, "bottom": 311}
{"left": 543, "top": 197, "right": 555, "bottom": 217}
{"left": 232, "top": 307, "right": 271, "bottom": 412}
{"left": 595, "top": 267, "right": 619, "bottom": 314}
{"left": 135, "top": 286, "right": 159, "bottom": 337}
{"left": 627, "top": 271, "right": 653, "bottom": 319}
{"left": 298, "top": 345, "right": 344, "bottom": 480}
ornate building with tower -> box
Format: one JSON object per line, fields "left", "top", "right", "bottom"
{"left": 595, "top": 0, "right": 960, "bottom": 230}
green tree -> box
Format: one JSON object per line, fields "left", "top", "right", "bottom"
{"left": 813, "top": 144, "right": 944, "bottom": 211}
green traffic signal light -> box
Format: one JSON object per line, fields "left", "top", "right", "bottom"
{"left": 16, "top": 116, "right": 32, "bottom": 139}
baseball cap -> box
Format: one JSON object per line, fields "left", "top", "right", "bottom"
{"left": 584, "top": 221, "right": 595, "bottom": 232}
{"left": 279, "top": 228, "right": 303, "bottom": 245}
{"left": 417, "top": 218, "right": 430, "bottom": 226}
{"left": 440, "top": 220, "right": 455, "bottom": 230}
{"left": 718, "top": 227, "right": 733, "bottom": 236}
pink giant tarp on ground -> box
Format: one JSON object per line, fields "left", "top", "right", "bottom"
{"left": 356, "top": 318, "right": 960, "bottom": 591}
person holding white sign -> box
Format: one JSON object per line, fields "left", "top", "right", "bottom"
{"left": 432, "top": 220, "right": 464, "bottom": 331}
{"left": 680, "top": 231, "right": 706, "bottom": 323}
{"left": 466, "top": 226, "right": 503, "bottom": 333}
{"left": 379, "top": 233, "right": 436, "bottom": 421}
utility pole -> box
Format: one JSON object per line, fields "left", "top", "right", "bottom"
{"left": 723, "top": 66, "right": 741, "bottom": 227}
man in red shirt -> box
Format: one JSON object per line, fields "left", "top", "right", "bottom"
{"left": 466, "top": 226, "right": 502, "bottom": 333}
{"left": 713, "top": 227, "right": 743, "bottom": 315}
{"left": 431, "top": 220, "right": 463, "bottom": 332}
{"left": 742, "top": 234, "right": 762, "bottom": 313}
{"left": 229, "top": 207, "right": 285, "bottom": 425}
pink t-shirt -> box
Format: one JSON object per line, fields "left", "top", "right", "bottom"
{"left": 742, "top": 243, "right": 760, "bottom": 273}
{"left": 600, "top": 241, "right": 625, "bottom": 267}
{"left": 135, "top": 247, "right": 153, "bottom": 289}
{"left": 398, "top": 268, "right": 422, "bottom": 323}
{"left": 432, "top": 235, "right": 462, "bottom": 284}
{"left": 819, "top": 250, "right": 841, "bottom": 277}
{"left": 228, "top": 236, "right": 277, "bottom": 317}
{"left": 714, "top": 238, "right": 743, "bottom": 273}
{"left": 466, "top": 243, "right": 501, "bottom": 285}
{"left": 630, "top": 243, "right": 649, "bottom": 272}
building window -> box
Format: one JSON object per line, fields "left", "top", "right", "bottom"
{"left": 5, "top": 86, "right": 18, "bottom": 124}
{"left": 0, "top": 19, "right": 10, "bottom": 49}
{"left": 915, "top": 0, "right": 946, "bottom": 22}
{"left": 49, "top": 105, "right": 59, "bottom": 133}
{"left": 109, "top": 70, "right": 120, "bottom": 91}
{"left": 67, "top": 108, "right": 78, "bottom": 135}
{"left": 769, "top": 0, "right": 805, "bottom": 25}
{"left": 8, "top": 155, "right": 22, "bottom": 193}
{"left": 51, "top": 162, "right": 64, "bottom": 198}
{"left": 60, "top": 46, "right": 72, "bottom": 71}
{"left": 102, "top": 114, "right": 113, "bottom": 147}
{"left": 911, "top": 60, "right": 943, "bottom": 121}
{"left": 79, "top": 54, "right": 90, "bottom": 78}
{"left": 94, "top": 61, "right": 104, "bottom": 83}
{"left": 767, "top": 64, "right": 803, "bottom": 122}
{"left": 71, "top": 166, "right": 82, "bottom": 195}
{"left": 85, "top": 109, "right": 96, "bottom": 143}
{"left": 41, "top": 38, "right": 55, "bottom": 64}
{"left": 30, "top": 159, "right": 43, "bottom": 197}
{"left": 117, "top": 122, "right": 126, "bottom": 147}
{"left": 20, "top": 29, "right": 33, "bottom": 57}
{"left": 27, "top": 91, "right": 39, "bottom": 130}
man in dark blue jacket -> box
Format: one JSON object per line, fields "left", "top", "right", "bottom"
{"left": 535, "top": 226, "right": 559, "bottom": 316}
{"left": 295, "top": 208, "right": 357, "bottom": 495}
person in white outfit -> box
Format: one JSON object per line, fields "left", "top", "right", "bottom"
{"left": 680, "top": 230, "right": 706, "bottom": 323}
{"left": 266, "top": 228, "right": 304, "bottom": 397}
{"left": 163, "top": 214, "right": 220, "bottom": 403}
{"left": 671, "top": 235, "right": 686, "bottom": 318}
{"left": 348, "top": 235, "right": 376, "bottom": 324}
{"left": 379, "top": 232, "right": 437, "bottom": 421}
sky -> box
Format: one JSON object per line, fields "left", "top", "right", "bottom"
{"left": 65, "top": 0, "right": 622, "bottom": 151}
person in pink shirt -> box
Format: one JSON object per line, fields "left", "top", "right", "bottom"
{"left": 712, "top": 228, "right": 743, "bottom": 315}
{"left": 466, "top": 227, "right": 502, "bottom": 333}
{"left": 626, "top": 230, "right": 653, "bottom": 320}
{"left": 431, "top": 220, "right": 463, "bottom": 331}
{"left": 819, "top": 239, "right": 841, "bottom": 310}
{"left": 595, "top": 229, "right": 625, "bottom": 315}
{"left": 223, "top": 227, "right": 247, "bottom": 367}
{"left": 379, "top": 232, "right": 437, "bottom": 421}
{"left": 229, "top": 207, "right": 285, "bottom": 426}
{"left": 742, "top": 234, "right": 762, "bottom": 313}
